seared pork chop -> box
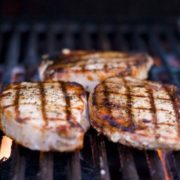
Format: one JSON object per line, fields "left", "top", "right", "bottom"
{"left": 0, "top": 81, "right": 89, "bottom": 151}
{"left": 39, "top": 50, "right": 153, "bottom": 91}
{"left": 89, "top": 76, "right": 180, "bottom": 150}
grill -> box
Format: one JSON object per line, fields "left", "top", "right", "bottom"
{"left": 0, "top": 22, "right": 180, "bottom": 180}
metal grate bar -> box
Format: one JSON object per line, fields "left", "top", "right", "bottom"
{"left": 80, "top": 26, "right": 93, "bottom": 50}
{"left": 90, "top": 133, "right": 110, "bottom": 180}
{"left": 118, "top": 146, "right": 139, "bottom": 180}
{"left": 97, "top": 26, "right": 111, "bottom": 50}
{"left": 62, "top": 25, "right": 75, "bottom": 49}
{"left": 2, "top": 27, "right": 20, "bottom": 85}
{"left": 145, "top": 151, "right": 164, "bottom": 180}
{"left": 115, "top": 26, "right": 129, "bottom": 51}
{"left": 132, "top": 28, "right": 147, "bottom": 52}
{"left": 67, "top": 152, "right": 81, "bottom": 180}
{"left": 24, "top": 26, "right": 39, "bottom": 67}
{"left": 39, "top": 152, "right": 54, "bottom": 180}
{"left": 47, "top": 25, "right": 56, "bottom": 53}
{"left": 149, "top": 28, "right": 180, "bottom": 85}
{"left": 165, "top": 152, "right": 180, "bottom": 180}
{"left": 166, "top": 29, "right": 180, "bottom": 59}
{"left": 10, "top": 146, "right": 26, "bottom": 180}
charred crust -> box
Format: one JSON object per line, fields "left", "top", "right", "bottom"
{"left": 100, "top": 114, "right": 134, "bottom": 132}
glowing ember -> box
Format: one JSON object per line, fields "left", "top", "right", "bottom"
{"left": 157, "top": 149, "right": 170, "bottom": 180}
{"left": 0, "top": 136, "right": 12, "bottom": 162}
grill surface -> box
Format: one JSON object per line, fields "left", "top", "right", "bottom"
{"left": 0, "top": 22, "right": 180, "bottom": 180}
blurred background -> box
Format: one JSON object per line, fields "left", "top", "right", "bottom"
{"left": 1, "top": 0, "right": 180, "bottom": 23}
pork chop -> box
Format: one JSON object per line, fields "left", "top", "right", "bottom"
{"left": 89, "top": 76, "right": 180, "bottom": 150}
{"left": 0, "top": 81, "right": 89, "bottom": 152}
{"left": 39, "top": 50, "right": 153, "bottom": 91}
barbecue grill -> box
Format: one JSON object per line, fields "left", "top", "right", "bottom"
{"left": 0, "top": 22, "right": 180, "bottom": 180}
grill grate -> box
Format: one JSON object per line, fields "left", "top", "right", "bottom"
{"left": 0, "top": 22, "right": 180, "bottom": 180}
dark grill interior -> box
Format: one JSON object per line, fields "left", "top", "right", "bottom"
{"left": 0, "top": 22, "right": 180, "bottom": 180}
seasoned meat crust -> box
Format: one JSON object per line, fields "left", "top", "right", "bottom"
{"left": 0, "top": 81, "right": 89, "bottom": 152}
{"left": 89, "top": 76, "right": 180, "bottom": 150}
{"left": 39, "top": 50, "right": 153, "bottom": 91}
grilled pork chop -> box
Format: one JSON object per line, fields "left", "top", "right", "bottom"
{"left": 39, "top": 50, "right": 153, "bottom": 91}
{"left": 0, "top": 81, "right": 89, "bottom": 151}
{"left": 89, "top": 76, "right": 180, "bottom": 150}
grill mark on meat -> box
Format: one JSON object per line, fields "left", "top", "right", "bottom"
{"left": 122, "top": 78, "right": 135, "bottom": 132}
{"left": 47, "top": 55, "right": 149, "bottom": 73}
{"left": 92, "top": 86, "right": 98, "bottom": 106}
{"left": 47, "top": 66, "right": 131, "bottom": 73}
{"left": 103, "top": 63, "right": 108, "bottom": 72}
{"left": 164, "top": 85, "right": 180, "bottom": 136}
{"left": 60, "top": 82, "right": 83, "bottom": 130}
{"left": 95, "top": 103, "right": 172, "bottom": 112}
{"left": 60, "top": 82, "right": 71, "bottom": 122}
{"left": 144, "top": 82, "right": 159, "bottom": 141}
{"left": 96, "top": 90, "right": 171, "bottom": 100}
{"left": 47, "top": 53, "right": 142, "bottom": 68}
{"left": 14, "top": 86, "right": 20, "bottom": 122}
{"left": 102, "top": 82, "right": 132, "bottom": 132}
{"left": 39, "top": 82, "right": 47, "bottom": 126}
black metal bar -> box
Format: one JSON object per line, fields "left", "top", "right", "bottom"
{"left": 166, "top": 29, "right": 180, "bottom": 59}
{"left": 118, "top": 145, "right": 139, "bottom": 180}
{"left": 38, "top": 152, "right": 54, "bottom": 180}
{"left": 145, "top": 151, "right": 165, "bottom": 180}
{"left": 132, "top": 28, "right": 147, "bottom": 52}
{"left": 24, "top": 26, "right": 38, "bottom": 67}
{"left": 67, "top": 152, "right": 82, "bottom": 180}
{"left": 115, "top": 27, "right": 129, "bottom": 51}
{"left": 149, "top": 28, "right": 180, "bottom": 86}
{"left": 10, "top": 146, "right": 26, "bottom": 180}
{"left": 97, "top": 26, "right": 111, "bottom": 50}
{"left": 2, "top": 28, "right": 20, "bottom": 86}
{"left": 165, "top": 152, "right": 180, "bottom": 180}
{"left": 90, "top": 133, "right": 110, "bottom": 180}
{"left": 62, "top": 25, "right": 75, "bottom": 49}
{"left": 47, "top": 24, "right": 56, "bottom": 53}
{"left": 80, "top": 25, "right": 93, "bottom": 50}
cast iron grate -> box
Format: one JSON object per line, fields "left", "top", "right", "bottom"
{"left": 0, "top": 22, "right": 180, "bottom": 180}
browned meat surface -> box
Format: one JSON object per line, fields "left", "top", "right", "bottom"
{"left": 89, "top": 76, "right": 180, "bottom": 150}
{"left": 39, "top": 50, "right": 153, "bottom": 91}
{"left": 0, "top": 81, "right": 89, "bottom": 152}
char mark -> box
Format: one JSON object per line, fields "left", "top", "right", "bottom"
{"left": 164, "top": 85, "right": 180, "bottom": 136}
{"left": 122, "top": 79, "right": 135, "bottom": 131}
{"left": 102, "top": 114, "right": 134, "bottom": 132}
{"left": 101, "top": 81, "right": 135, "bottom": 132}
{"left": 39, "top": 82, "right": 47, "bottom": 125}
{"left": 14, "top": 85, "right": 20, "bottom": 122}
{"left": 144, "top": 82, "right": 158, "bottom": 140}
{"left": 60, "top": 82, "right": 83, "bottom": 130}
